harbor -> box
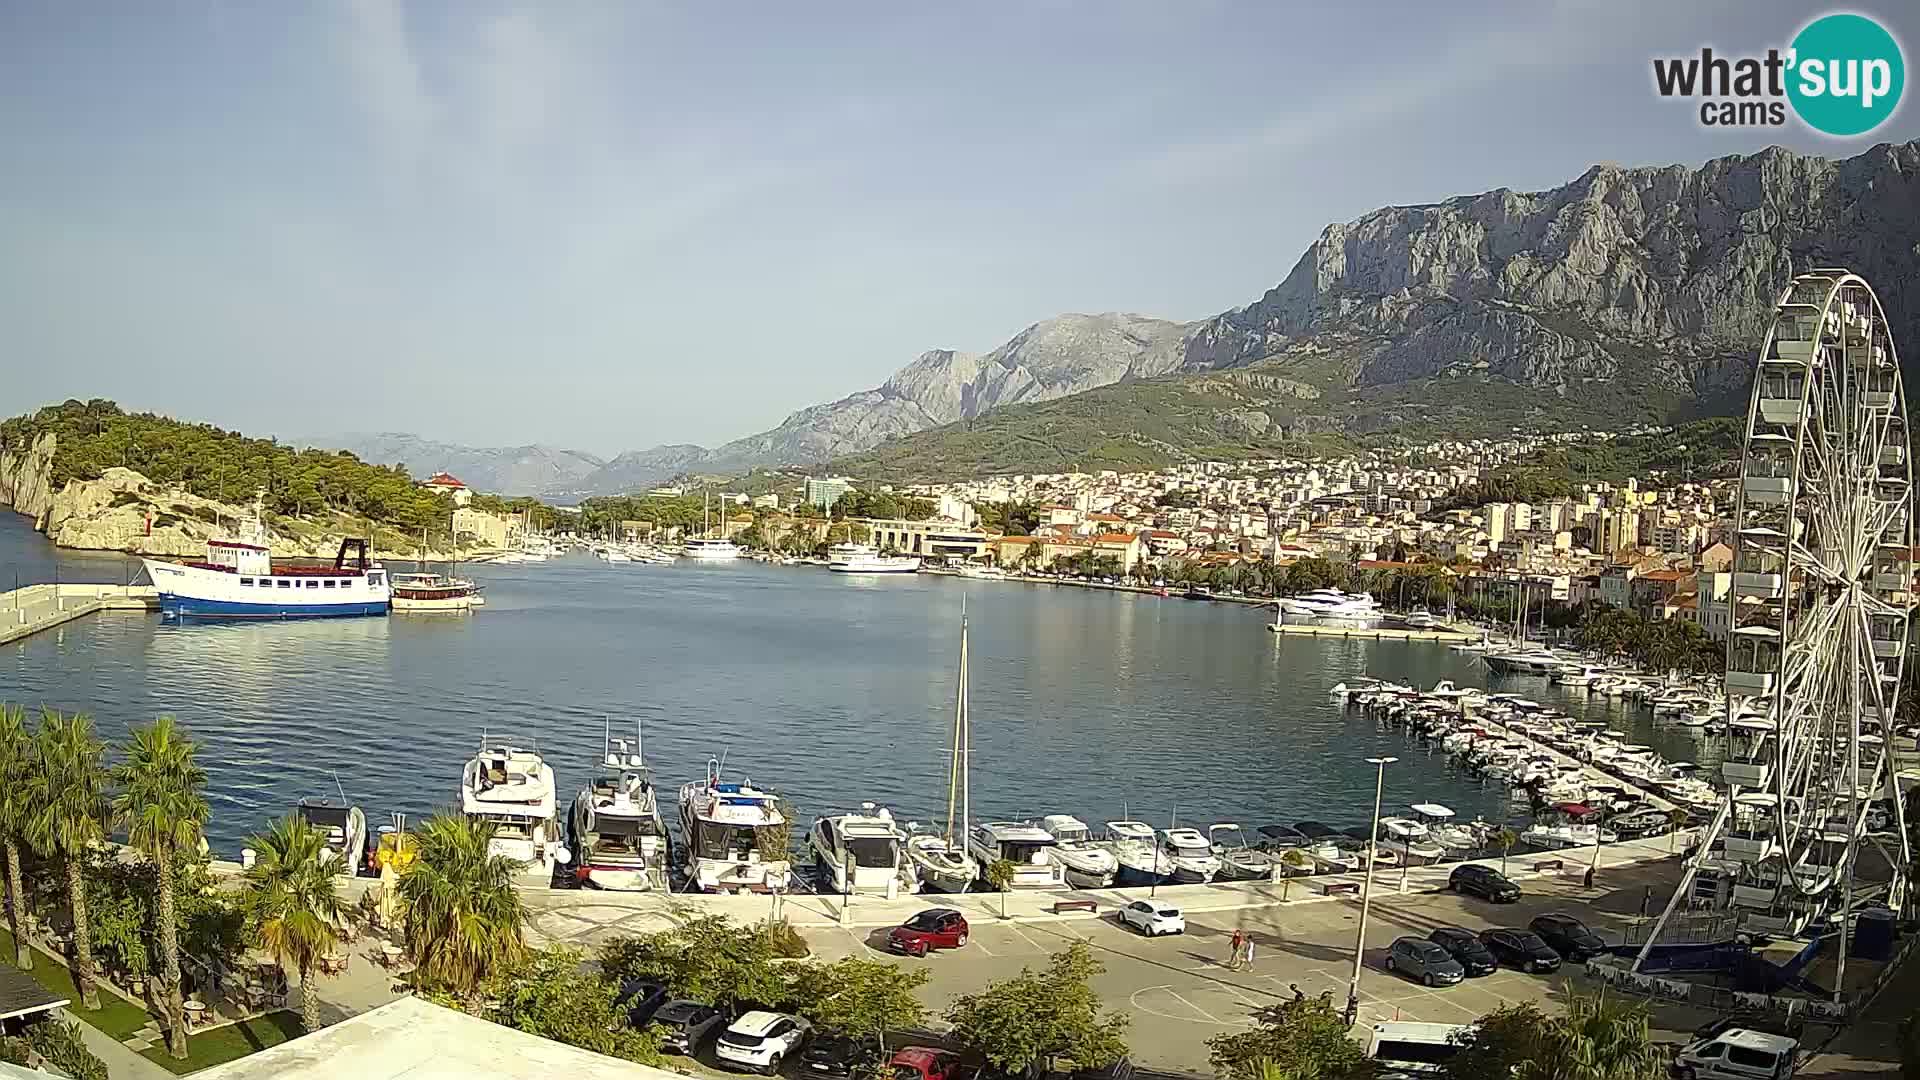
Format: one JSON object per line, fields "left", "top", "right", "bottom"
{"left": 0, "top": 582, "right": 158, "bottom": 645}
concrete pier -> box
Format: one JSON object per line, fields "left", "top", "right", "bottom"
{"left": 1268, "top": 622, "right": 1475, "bottom": 643}
{"left": 0, "top": 583, "right": 159, "bottom": 645}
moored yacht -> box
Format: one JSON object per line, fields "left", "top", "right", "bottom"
{"left": 678, "top": 759, "right": 789, "bottom": 892}
{"left": 1375, "top": 817, "right": 1447, "bottom": 863}
{"left": 827, "top": 543, "right": 921, "bottom": 574}
{"left": 1482, "top": 647, "right": 1563, "bottom": 675}
{"left": 967, "top": 821, "right": 1066, "bottom": 889}
{"left": 1036, "top": 814, "right": 1117, "bottom": 887}
{"left": 461, "top": 737, "right": 565, "bottom": 878}
{"left": 1208, "top": 823, "right": 1277, "bottom": 881}
{"left": 296, "top": 799, "right": 366, "bottom": 877}
{"left": 1099, "top": 820, "right": 1163, "bottom": 885}
{"left": 909, "top": 608, "right": 982, "bottom": 894}
{"left": 1156, "top": 827, "right": 1221, "bottom": 883}
{"left": 681, "top": 489, "right": 742, "bottom": 561}
{"left": 1274, "top": 589, "right": 1384, "bottom": 629}
{"left": 810, "top": 804, "right": 915, "bottom": 897}
{"left": 568, "top": 724, "right": 668, "bottom": 891}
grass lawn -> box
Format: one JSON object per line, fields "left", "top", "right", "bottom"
{"left": 0, "top": 928, "right": 152, "bottom": 1039}
{"left": 140, "top": 1011, "right": 303, "bottom": 1074}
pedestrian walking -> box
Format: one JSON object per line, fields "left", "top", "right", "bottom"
{"left": 1290, "top": 983, "right": 1305, "bottom": 1002}
{"left": 1241, "top": 936, "right": 1257, "bottom": 971}
{"left": 1227, "top": 929, "right": 1245, "bottom": 970}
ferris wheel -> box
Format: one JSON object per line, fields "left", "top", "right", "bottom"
{"left": 1699, "top": 268, "right": 1914, "bottom": 948}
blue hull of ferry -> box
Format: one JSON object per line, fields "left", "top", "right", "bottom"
{"left": 158, "top": 595, "right": 389, "bottom": 619}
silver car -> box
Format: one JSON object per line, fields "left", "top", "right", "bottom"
{"left": 1385, "top": 936, "right": 1466, "bottom": 987}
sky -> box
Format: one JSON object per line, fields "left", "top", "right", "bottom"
{"left": 3, "top": 0, "right": 1918, "bottom": 457}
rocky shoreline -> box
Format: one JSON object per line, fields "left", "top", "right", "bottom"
{"left": 0, "top": 432, "right": 486, "bottom": 562}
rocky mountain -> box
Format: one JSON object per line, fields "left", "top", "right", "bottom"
{"left": 835, "top": 140, "right": 1920, "bottom": 479}
{"left": 309, "top": 432, "right": 605, "bottom": 496}
{"left": 557, "top": 313, "right": 1192, "bottom": 493}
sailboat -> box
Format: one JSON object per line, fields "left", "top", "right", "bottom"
{"left": 907, "top": 609, "right": 981, "bottom": 893}
{"left": 681, "top": 488, "right": 742, "bottom": 561}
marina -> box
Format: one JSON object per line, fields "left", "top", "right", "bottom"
{"left": 0, "top": 513, "right": 1733, "bottom": 865}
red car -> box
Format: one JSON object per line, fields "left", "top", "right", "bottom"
{"left": 890, "top": 1047, "right": 975, "bottom": 1080}
{"left": 887, "top": 908, "right": 969, "bottom": 956}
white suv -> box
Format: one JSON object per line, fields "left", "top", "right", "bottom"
{"left": 715, "top": 1010, "right": 812, "bottom": 1074}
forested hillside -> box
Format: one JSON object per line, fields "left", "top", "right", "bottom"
{"left": 0, "top": 399, "right": 453, "bottom": 530}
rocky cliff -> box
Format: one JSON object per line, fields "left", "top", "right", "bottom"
{"left": 0, "top": 432, "right": 59, "bottom": 527}
{"left": 4, "top": 457, "right": 471, "bottom": 560}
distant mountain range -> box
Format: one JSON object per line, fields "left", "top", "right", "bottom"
{"left": 328, "top": 140, "right": 1920, "bottom": 493}
{"left": 306, "top": 433, "right": 605, "bottom": 497}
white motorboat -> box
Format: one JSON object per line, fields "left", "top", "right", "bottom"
{"left": 1037, "top": 814, "right": 1117, "bottom": 887}
{"left": 1274, "top": 589, "right": 1384, "bottom": 629}
{"left": 1376, "top": 817, "right": 1447, "bottom": 863}
{"left": 567, "top": 722, "right": 668, "bottom": 891}
{"left": 1156, "top": 827, "right": 1221, "bottom": 883}
{"left": 1482, "top": 647, "right": 1563, "bottom": 675}
{"left": 828, "top": 543, "right": 922, "bottom": 574}
{"left": 908, "top": 610, "right": 981, "bottom": 893}
{"left": 1301, "top": 839, "right": 1358, "bottom": 873}
{"left": 461, "top": 737, "right": 565, "bottom": 878}
{"left": 1408, "top": 803, "right": 1481, "bottom": 854}
{"left": 811, "top": 804, "right": 915, "bottom": 897}
{"left": 681, "top": 489, "right": 742, "bottom": 561}
{"left": 1208, "top": 823, "right": 1277, "bottom": 881}
{"left": 955, "top": 563, "right": 1006, "bottom": 580}
{"left": 296, "top": 799, "right": 367, "bottom": 877}
{"left": 389, "top": 572, "right": 482, "bottom": 613}
{"left": 677, "top": 759, "right": 789, "bottom": 893}
{"left": 1099, "top": 820, "right": 1163, "bottom": 886}
{"left": 968, "top": 821, "right": 1066, "bottom": 889}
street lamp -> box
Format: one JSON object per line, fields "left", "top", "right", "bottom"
{"left": 1346, "top": 755, "right": 1396, "bottom": 1026}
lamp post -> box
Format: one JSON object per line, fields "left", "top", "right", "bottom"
{"left": 1346, "top": 755, "right": 1396, "bottom": 1026}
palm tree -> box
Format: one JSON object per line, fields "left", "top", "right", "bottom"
{"left": 112, "top": 717, "right": 208, "bottom": 1060}
{"left": 394, "top": 814, "right": 526, "bottom": 995}
{"left": 0, "top": 706, "right": 35, "bottom": 970}
{"left": 1538, "top": 990, "right": 1663, "bottom": 1080}
{"left": 240, "top": 816, "right": 342, "bottom": 1033}
{"left": 1494, "top": 827, "right": 1520, "bottom": 877}
{"left": 1278, "top": 849, "right": 1312, "bottom": 901}
{"left": 985, "top": 858, "right": 1017, "bottom": 919}
{"left": 26, "top": 709, "right": 109, "bottom": 1011}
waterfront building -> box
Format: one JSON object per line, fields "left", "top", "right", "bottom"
{"left": 860, "top": 518, "right": 990, "bottom": 560}
{"left": 422, "top": 472, "right": 473, "bottom": 506}
{"left": 451, "top": 506, "right": 511, "bottom": 549}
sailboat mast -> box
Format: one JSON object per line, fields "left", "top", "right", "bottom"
{"left": 959, "top": 610, "right": 971, "bottom": 850}
{"left": 945, "top": 617, "right": 964, "bottom": 843}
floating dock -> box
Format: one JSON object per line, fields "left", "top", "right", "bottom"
{"left": 0, "top": 584, "right": 159, "bottom": 646}
{"left": 1267, "top": 622, "right": 1475, "bottom": 643}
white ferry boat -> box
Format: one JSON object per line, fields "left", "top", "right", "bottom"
{"left": 1274, "top": 588, "right": 1384, "bottom": 629}
{"left": 389, "top": 572, "right": 482, "bottom": 613}
{"left": 827, "top": 543, "right": 921, "bottom": 574}
{"left": 142, "top": 509, "right": 390, "bottom": 619}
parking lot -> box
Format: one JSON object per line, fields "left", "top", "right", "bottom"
{"left": 800, "top": 861, "right": 1698, "bottom": 1073}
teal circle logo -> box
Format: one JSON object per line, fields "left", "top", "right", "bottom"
{"left": 1788, "top": 13, "right": 1905, "bottom": 136}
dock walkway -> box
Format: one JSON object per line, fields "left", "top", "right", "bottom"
{"left": 0, "top": 583, "right": 158, "bottom": 645}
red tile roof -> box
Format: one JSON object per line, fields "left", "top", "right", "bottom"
{"left": 424, "top": 472, "right": 467, "bottom": 488}
{"left": 1092, "top": 533, "right": 1138, "bottom": 545}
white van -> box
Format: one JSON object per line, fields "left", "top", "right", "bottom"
{"left": 1366, "top": 1021, "right": 1470, "bottom": 1075}
{"left": 1671, "top": 1029, "right": 1798, "bottom": 1079}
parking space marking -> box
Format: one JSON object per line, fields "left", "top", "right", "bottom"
{"left": 1005, "top": 923, "right": 1052, "bottom": 954}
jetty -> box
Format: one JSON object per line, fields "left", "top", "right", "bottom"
{"left": 1268, "top": 622, "right": 1475, "bottom": 643}
{"left": 0, "top": 583, "right": 159, "bottom": 645}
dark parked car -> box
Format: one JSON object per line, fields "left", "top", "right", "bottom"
{"left": 1427, "top": 927, "right": 1498, "bottom": 977}
{"left": 617, "top": 979, "right": 673, "bottom": 1028}
{"left": 1480, "top": 928, "right": 1562, "bottom": 973}
{"left": 1449, "top": 863, "right": 1522, "bottom": 902}
{"left": 801, "top": 1033, "right": 883, "bottom": 1078}
{"left": 1385, "top": 936, "right": 1465, "bottom": 987}
{"left": 1529, "top": 914, "right": 1607, "bottom": 962}
{"left": 653, "top": 999, "right": 726, "bottom": 1054}
{"left": 887, "top": 908, "right": 969, "bottom": 956}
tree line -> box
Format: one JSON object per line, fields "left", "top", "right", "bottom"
{"left": 2, "top": 400, "right": 454, "bottom": 532}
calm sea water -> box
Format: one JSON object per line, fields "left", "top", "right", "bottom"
{"left": 0, "top": 512, "right": 1720, "bottom": 856}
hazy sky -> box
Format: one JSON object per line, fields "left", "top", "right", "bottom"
{"left": 3, "top": 1, "right": 1917, "bottom": 456}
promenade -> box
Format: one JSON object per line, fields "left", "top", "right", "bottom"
{"left": 0, "top": 583, "right": 158, "bottom": 645}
